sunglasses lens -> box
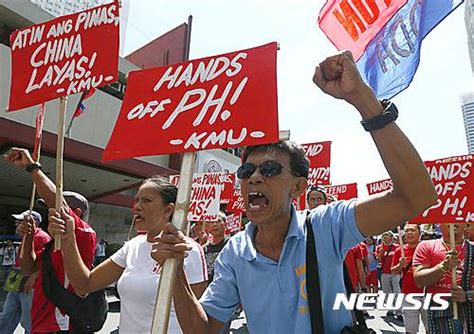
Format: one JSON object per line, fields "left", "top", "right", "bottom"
{"left": 260, "top": 161, "right": 282, "bottom": 177}
{"left": 237, "top": 163, "right": 256, "bottom": 179}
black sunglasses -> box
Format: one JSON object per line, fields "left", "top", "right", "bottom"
{"left": 236, "top": 160, "right": 296, "bottom": 179}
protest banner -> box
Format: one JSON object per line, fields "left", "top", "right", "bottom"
{"left": 366, "top": 178, "right": 393, "bottom": 195}
{"left": 226, "top": 213, "right": 242, "bottom": 234}
{"left": 151, "top": 43, "right": 279, "bottom": 334}
{"left": 170, "top": 172, "right": 224, "bottom": 221}
{"left": 220, "top": 173, "right": 236, "bottom": 205}
{"left": 8, "top": 1, "right": 120, "bottom": 250}
{"left": 103, "top": 42, "right": 279, "bottom": 161}
{"left": 414, "top": 155, "right": 474, "bottom": 224}
{"left": 318, "top": 0, "right": 407, "bottom": 61}
{"left": 301, "top": 141, "right": 331, "bottom": 186}
{"left": 366, "top": 155, "right": 474, "bottom": 223}
{"left": 228, "top": 188, "right": 246, "bottom": 214}
{"left": 326, "top": 182, "right": 358, "bottom": 201}
{"left": 8, "top": 1, "right": 119, "bottom": 111}
{"left": 318, "top": 0, "right": 463, "bottom": 99}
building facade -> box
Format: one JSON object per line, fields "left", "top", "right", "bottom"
{"left": 461, "top": 92, "right": 474, "bottom": 154}
{"left": 0, "top": 0, "right": 240, "bottom": 244}
{"left": 467, "top": 0, "right": 474, "bottom": 74}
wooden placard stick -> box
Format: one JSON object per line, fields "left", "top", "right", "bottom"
{"left": 151, "top": 151, "right": 196, "bottom": 334}
{"left": 54, "top": 96, "right": 67, "bottom": 251}
{"left": 397, "top": 226, "right": 405, "bottom": 258}
{"left": 449, "top": 223, "right": 458, "bottom": 319}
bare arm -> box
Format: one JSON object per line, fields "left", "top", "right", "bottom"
{"left": 413, "top": 264, "right": 446, "bottom": 288}
{"left": 49, "top": 208, "right": 124, "bottom": 295}
{"left": 356, "top": 258, "right": 367, "bottom": 289}
{"left": 173, "top": 266, "right": 224, "bottom": 334}
{"left": 5, "top": 148, "right": 68, "bottom": 209}
{"left": 18, "top": 218, "right": 38, "bottom": 275}
{"left": 313, "top": 51, "right": 437, "bottom": 237}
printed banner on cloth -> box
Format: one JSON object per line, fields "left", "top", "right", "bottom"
{"left": 170, "top": 173, "right": 224, "bottom": 221}
{"left": 318, "top": 0, "right": 463, "bottom": 100}
{"left": 318, "top": 0, "right": 407, "bottom": 61}
{"left": 103, "top": 42, "right": 279, "bottom": 161}
{"left": 8, "top": 1, "right": 119, "bottom": 111}
{"left": 356, "top": 0, "right": 463, "bottom": 99}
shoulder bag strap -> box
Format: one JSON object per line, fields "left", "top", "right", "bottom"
{"left": 305, "top": 214, "right": 325, "bottom": 334}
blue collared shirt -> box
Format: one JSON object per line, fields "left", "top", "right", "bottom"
{"left": 200, "top": 200, "right": 364, "bottom": 333}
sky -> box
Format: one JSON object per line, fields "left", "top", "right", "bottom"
{"left": 121, "top": 0, "right": 473, "bottom": 197}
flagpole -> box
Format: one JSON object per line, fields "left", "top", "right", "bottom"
{"left": 55, "top": 96, "right": 67, "bottom": 251}
{"left": 449, "top": 223, "right": 458, "bottom": 320}
{"left": 21, "top": 104, "right": 46, "bottom": 260}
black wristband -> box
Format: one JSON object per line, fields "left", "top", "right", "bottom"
{"left": 361, "top": 100, "right": 398, "bottom": 132}
{"left": 25, "top": 162, "right": 42, "bottom": 173}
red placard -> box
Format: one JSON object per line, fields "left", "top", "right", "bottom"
{"left": 103, "top": 42, "right": 279, "bottom": 161}
{"left": 8, "top": 2, "right": 119, "bottom": 111}
{"left": 366, "top": 155, "right": 474, "bottom": 223}
{"left": 413, "top": 155, "right": 474, "bottom": 223}
{"left": 301, "top": 141, "right": 331, "bottom": 186}
{"left": 366, "top": 178, "right": 393, "bottom": 195}
{"left": 225, "top": 213, "right": 242, "bottom": 234}
{"left": 326, "top": 183, "right": 358, "bottom": 201}
{"left": 169, "top": 173, "right": 224, "bottom": 221}
{"left": 220, "top": 173, "right": 236, "bottom": 205}
{"left": 228, "top": 189, "right": 245, "bottom": 214}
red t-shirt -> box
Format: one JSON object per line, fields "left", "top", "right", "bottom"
{"left": 345, "top": 245, "right": 362, "bottom": 290}
{"left": 358, "top": 242, "right": 368, "bottom": 268}
{"left": 391, "top": 244, "right": 422, "bottom": 294}
{"left": 31, "top": 208, "right": 96, "bottom": 332}
{"left": 412, "top": 239, "right": 472, "bottom": 294}
{"left": 14, "top": 229, "right": 51, "bottom": 269}
{"left": 376, "top": 243, "right": 398, "bottom": 274}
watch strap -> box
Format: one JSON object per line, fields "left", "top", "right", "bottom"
{"left": 25, "top": 162, "right": 42, "bottom": 173}
{"left": 361, "top": 100, "right": 398, "bottom": 132}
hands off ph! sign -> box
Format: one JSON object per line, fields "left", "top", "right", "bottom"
{"left": 366, "top": 155, "right": 474, "bottom": 223}
{"left": 103, "top": 42, "right": 279, "bottom": 161}
{"left": 170, "top": 173, "right": 225, "bottom": 221}
{"left": 8, "top": 2, "right": 119, "bottom": 111}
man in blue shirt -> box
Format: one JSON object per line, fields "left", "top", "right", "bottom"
{"left": 152, "top": 50, "right": 437, "bottom": 333}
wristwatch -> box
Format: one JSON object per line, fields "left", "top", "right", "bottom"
{"left": 361, "top": 100, "right": 398, "bottom": 132}
{"left": 25, "top": 162, "right": 42, "bottom": 173}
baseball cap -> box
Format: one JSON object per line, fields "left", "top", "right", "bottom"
{"left": 36, "top": 191, "right": 89, "bottom": 214}
{"left": 12, "top": 210, "right": 42, "bottom": 225}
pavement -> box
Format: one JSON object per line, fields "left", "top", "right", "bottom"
{"left": 13, "top": 296, "right": 427, "bottom": 333}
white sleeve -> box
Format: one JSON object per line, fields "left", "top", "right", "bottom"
{"left": 183, "top": 240, "right": 208, "bottom": 284}
{"left": 109, "top": 240, "right": 129, "bottom": 269}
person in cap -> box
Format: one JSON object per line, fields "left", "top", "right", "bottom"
{"left": 306, "top": 185, "right": 327, "bottom": 210}
{"left": 5, "top": 148, "right": 96, "bottom": 333}
{"left": 0, "top": 210, "right": 50, "bottom": 334}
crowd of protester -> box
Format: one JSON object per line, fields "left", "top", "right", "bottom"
{"left": 0, "top": 50, "right": 472, "bottom": 334}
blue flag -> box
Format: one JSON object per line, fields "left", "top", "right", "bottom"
{"left": 356, "top": 0, "right": 463, "bottom": 100}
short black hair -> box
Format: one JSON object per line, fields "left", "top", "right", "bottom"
{"left": 306, "top": 185, "right": 327, "bottom": 203}
{"left": 241, "top": 140, "right": 309, "bottom": 178}
{"left": 143, "top": 176, "right": 177, "bottom": 205}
